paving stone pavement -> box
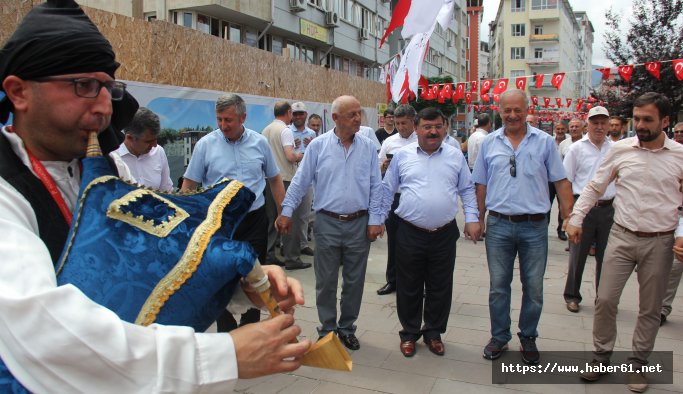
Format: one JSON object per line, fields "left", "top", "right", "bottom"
{"left": 228, "top": 206, "right": 683, "bottom": 394}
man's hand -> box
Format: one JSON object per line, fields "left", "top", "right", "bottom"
{"left": 381, "top": 159, "right": 391, "bottom": 173}
{"left": 367, "top": 224, "right": 385, "bottom": 241}
{"left": 243, "top": 265, "right": 305, "bottom": 313}
{"left": 303, "top": 137, "right": 312, "bottom": 148}
{"left": 464, "top": 222, "right": 482, "bottom": 244}
{"left": 231, "top": 314, "right": 312, "bottom": 379}
{"left": 275, "top": 215, "right": 292, "bottom": 235}
{"left": 294, "top": 139, "right": 302, "bottom": 149}
{"left": 565, "top": 222, "right": 582, "bottom": 244}
{"left": 674, "top": 237, "right": 683, "bottom": 262}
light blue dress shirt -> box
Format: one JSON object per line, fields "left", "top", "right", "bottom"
{"left": 381, "top": 142, "right": 479, "bottom": 229}
{"left": 281, "top": 129, "right": 383, "bottom": 225}
{"left": 472, "top": 124, "right": 566, "bottom": 215}
{"left": 290, "top": 125, "right": 316, "bottom": 154}
{"left": 184, "top": 128, "right": 279, "bottom": 211}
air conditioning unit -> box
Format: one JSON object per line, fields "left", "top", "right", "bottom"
{"left": 325, "top": 11, "right": 339, "bottom": 27}
{"left": 359, "top": 27, "right": 369, "bottom": 40}
{"left": 289, "top": 0, "right": 306, "bottom": 12}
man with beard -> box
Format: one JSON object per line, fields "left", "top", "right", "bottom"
{"left": 0, "top": 1, "right": 309, "bottom": 391}
{"left": 562, "top": 107, "right": 615, "bottom": 313}
{"left": 608, "top": 116, "right": 626, "bottom": 142}
{"left": 376, "top": 108, "right": 397, "bottom": 144}
{"left": 473, "top": 89, "right": 573, "bottom": 365}
{"left": 380, "top": 107, "right": 480, "bottom": 357}
{"left": 376, "top": 104, "right": 418, "bottom": 296}
{"left": 568, "top": 93, "right": 683, "bottom": 392}
{"left": 112, "top": 107, "right": 173, "bottom": 191}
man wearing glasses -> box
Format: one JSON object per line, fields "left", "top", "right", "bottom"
{"left": 0, "top": 1, "right": 308, "bottom": 392}
{"left": 472, "top": 89, "right": 573, "bottom": 365}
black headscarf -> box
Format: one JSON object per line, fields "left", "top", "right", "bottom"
{"left": 0, "top": 0, "right": 137, "bottom": 153}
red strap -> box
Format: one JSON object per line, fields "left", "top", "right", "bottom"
{"left": 25, "top": 148, "right": 73, "bottom": 226}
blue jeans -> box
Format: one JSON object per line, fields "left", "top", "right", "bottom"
{"left": 485, "top": 215, "right": 548, "bottom": 343}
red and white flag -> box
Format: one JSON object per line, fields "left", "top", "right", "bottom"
{"left": 480, "top": 79, "right": 493, "bottom": 95}
{"left": 543, "top": 97, "right": 551, "bottom": 108}
{"left": 673, "top": 59, "right": 683, "bottom": 81}
{"left": 492, "top": 93, "right": 500, "bottom": 103}
{"left": 452, "top": 83, "right": 465, "bottom": 101}
{"left": 480, "top": 93, "right": 490, "bottom": 102}
{"left": 493, "top": 78, "right": 508, "bottom": 94}
{"left": 596, "top": 68, "right": 611, "bottom": 81}
{"left": 618, "top": 65, "right": 634, "bottom": 83}
{"left": 555, "top": 97, "right": 563, "bottom": 107}
{"left": 566, "top": 98, "right": 572, "bottom": 108}
{"left": 531, "top": 96, "right": 538, "bottom": 106}
{"left": 470, "top": 80, "right": 478, "bottom": 93}
{"left": 535, "top": 74, "right": 544, "bottom": 89}
{"left": 551, "top": 73, "right": 565, "bottom": 90}
{"left": 465, "top": 92, "right": 473, "bottom": 104}
{"left": 515, "top": 77, "right": 527, "bottom": 90}
{"left": 442, "top": 83, "right": 452, "bottom": 99}
{"left": 645, "top": 62, "right": 661, "bottom": 80}
{"left": 576, "top": 98, "right": 584, "bottom": 112}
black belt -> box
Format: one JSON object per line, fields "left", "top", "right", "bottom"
{"left": 615, "top": 223, "right": 675, "bottom": 238}
{"left": 397, "top": 215, "right": 456, "bottom": 233}
{"left": 489, "top": 210, "right": 546, "bottom": 222}
{"left": 319, "top": 209, "right": 367, "bottom": 221}
{"left": 574, "top": 195, "right": 614, "bottom": 207}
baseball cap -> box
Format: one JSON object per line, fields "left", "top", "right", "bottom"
{"left": 587, "top": 106, "right": 609, "bottom": 119}
{"left": 292, "top": 102, "right": 307, "bottom": 113}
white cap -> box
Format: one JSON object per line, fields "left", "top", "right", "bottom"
{"left": 587, "top": 106, "right": 609, "bottom": 119}
{"left": 473, "top": 119, "right": 479, "bottom": 126}
{"left": 291, "top": 102, "right": 307, "bottom": 113}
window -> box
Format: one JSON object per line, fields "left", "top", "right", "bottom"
{"left": 144, "top": 12, "right": 156, "bottom": 22}
{"left": 511, "top": 0, "right": 525, "bottom": 12}
{"left": 197, "top": 14, "right": 210, "bottom": 34}
{"left": 376, "top": 17, "right": 385, "bottom": 37}
{"left": 359, "top": 6, "right": 374, "bottom": 32}
{"left": 511, "top": 24, "right": 525, "bottom": 36}
{"left": 182, "top": 12, "right": 192, "bottom": 28}
{"left": 532, "top": 0, "right": 558, "bottom": 10}
{"left": 510, "top": 70, "right": 525, "bottom": 78}
{"left": 271, "top": 36, "right": 283, "bottom": 56}
{"left": 229, "top": 25, "right": 241, "bottom": 43}
{"left": 511, "top": 47, "right": 525, "bottom": 59}
{"left": 245, "top": 29, "right": 258, "bottom": 48}
{"left": 210, "top": 18, "right": 219, "bottom": 37}
{"left": 534, "top": 25, "right": 543, "bottom": 34}
{"left": 534, "top": 48, "right": 543, "bottom": 58}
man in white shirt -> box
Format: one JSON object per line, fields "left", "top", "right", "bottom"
{"left": 467, "top": 113, "right": 492, "bottom": 171}
{"left": 376, "top": 104, "right": 418, "bottom": 296}
{"left": 0, "top": 3, "right": 309, "bottom": 392}
{"left": 559, "top": 118, "right": 584, "bottom": 161}
{"left": 112, "top": 107, "right": 173, "bottom": 191}
{"left": 562, "top": 107, "right": 615, "bottom": 313}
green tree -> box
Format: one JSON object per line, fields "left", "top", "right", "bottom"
{"left": 595, "top": 0, "right": 682, "bottom": 123}
{"left": 408, "top": 76, "right": 457, "bottom": 118}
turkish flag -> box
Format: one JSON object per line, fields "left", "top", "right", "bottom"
{"left": 551, "top": 73, "right": 565, "bottom": 90}
{"left": 493, "top": 93, "right": 501, "bottom": 103}
{"left": 586, "top": 103, "right": 593, "bottom": 111}
{"left": 474, "top": 105, "right": 479, "bottom": 112}
{"left": 528, "top": 106, "right": 535, "bottom": 115}
{"left": 418, "top": 75, "right": 429, "bottom": 99}
{"left": 566, "top": 98, "right": 572, "bottom": 108}
{"left": 480, "top": 79, "right": 493, "bottom": 95}
{"left": 437, "top": 89, "right": 445, "bottom": 103}
{"left": 493, "top": 78, "right": 508, "bottom": 94}
{"left": 618, "top": 65, "right": 634, "bottom": 83}
{"left": 453, "top": 83, "right": 466, "bottom": 101}
{"left": 379, "top": 0, "right": 410, "bottom": 47}
{"left": 645, "top": 62, "right": 661, "bottom": 80}
{"left": 431, "top": 84, "right": 440, "bottom": 96}
{"left": 425, "top": 87, "right": 436, "bottom": 100}
{"left": 576, "top": 98, "right": 584, "bottom": 112}
{"left": 467, "top": 105, "right": 472, "bottom": 112}
{"left": 481, "top": 93, "right": 491, "bottom": 103}
{"left": 470, "top": 80, "right": 478, "bottom": 92}
{"left": 673, "top": 59, "right": 683, "bottom": 81}
{"left": 442, "top": 83, "right": 452, "bottom": 99}
{"left": 597, "top": 68, "right": 611, "bottom": 80}
{"left": 555, "top": 97, "right": 563, "bottom": 107}
{"left": 515, "top": 77, "right": 527, "bottom": 90}
{"left": 535, "top": 74, "right": 544, "bottom": 89}
{"left": 386, "top": 73, "right": 392, "bottom": 102}
{"left": 465, "top": 93, "right": 473, "bottom": 104}
{"left": 543, "top": 97, "right": 551, "bottom": 108}
{"left": 531, "top": 96, "right": 539, "bottom": 106}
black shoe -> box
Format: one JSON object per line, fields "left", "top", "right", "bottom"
{"left": 661, "top": 313, "right": 667, "bottom": 326}
{"left": 518, "top": 334, "right": 540, "bottom": 365}
{"left": 483, "top": 338, "right": 508, "bottom": 360}
{"left": 376, "top": 283, "right": 396, "bottom": 295}
{"left": 558, "top": 231, "right": 568, "bottom": 241}
{"left": 265, "top": 256, "right": 285, "bottom": 267}
{"left": 339, "top": 333, "right": 360, "bottom": 350}
{"left": 285, "top": 260, "right": 312, "bottom": 270}
{"left": 300, "top": 246, "right": 314, "bottom": 256}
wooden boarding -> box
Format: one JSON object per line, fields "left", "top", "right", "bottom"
{"left": 245, "top": 263, "right": 352, "bottom": 372}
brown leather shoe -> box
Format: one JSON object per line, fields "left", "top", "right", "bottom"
{"left": 566, "top": 301, "right": 579, "bottom": 313}
{"left": 400, "top": 340, "right": 416, "bottom": 357}
{"left": 424, "top": 338, "right": 445, "bottom": 356}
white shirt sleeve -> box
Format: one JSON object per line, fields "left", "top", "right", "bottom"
{"left": 109, "top": 152, "right": 136, "bottom": 183}
{"left": 280, "top": 128, "right": 295, "bottom": 148}
{"left": 0, "top": 177, "right": 239, "bottom": 393}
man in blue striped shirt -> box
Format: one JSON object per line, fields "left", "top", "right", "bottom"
{"left": 380, "top": 107, "right": 481, "bottom": 357}
{"left": 276, "top": 95, "right": 384, "bottom": 351}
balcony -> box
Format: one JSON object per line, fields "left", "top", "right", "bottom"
{"left": 527, "top": 57, "right": 559, "bottom": 66}
{"left": 529, "top": 8, "right": 559, "bottom": 21}
{"left": 530, "top": 34, "right": 559, "bottom": 42}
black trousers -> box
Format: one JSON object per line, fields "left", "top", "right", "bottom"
{"left": 547, "top": 182, "right": 562, "bottom": 233}
{"left": 384, "top": 193, "right": 401, "bottom": 286}
{"left": 395, "top": 217, "right": 460, "bottom": 342}
{"left": 217, "top": 205, "right": 268, "bottom": 332}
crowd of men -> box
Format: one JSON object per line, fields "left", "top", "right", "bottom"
{"left": 0, "top": 2, "right": 682, "bottom": 393}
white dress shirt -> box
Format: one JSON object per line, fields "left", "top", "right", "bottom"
{"left": 558, "top": 137, "right": 574, "bottom": 161}
{"left": 378, "top": 131, "right": 417, "bottom": 164}
{"left": 563, "top": 135, "right": 616, "bottom": 200}
{"left": 466, "top": 128, "right": 488, "bottom": 169}
{"left": 113, "top": 144, "right": 173, "bottom": 191}
{"left": 0, "top": 127, "right": 247, "bottom": 393}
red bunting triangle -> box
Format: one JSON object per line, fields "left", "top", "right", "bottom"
{"left": 493, "top": 78, "right": 508, "bottom": 94}
{"left": 645, "top": 62, "right": 661, "bottom": 80}
{"left": 673, "top": 59, "right": 683, "bottom": 81}
{"left": 515, "top": 77, "right": 527, "bottom": 90}
{"left": 618, "top": 65, "right": 634, "bottom": 83}
{"left": 534, "top": 74, "right": 544, "bottom": 89}
{"left": 597, "top": 68, "right": 611, "bottom": 81}
{"left": 551, "top": 73, "right": 565, "bottom": 90}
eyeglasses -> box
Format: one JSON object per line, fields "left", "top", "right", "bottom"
{"left": 509, "top": 155, "right": 516, "bottom": 177}
{"left": 674, "top": 130, "right": 683, "bottom": 134}
{"left": 32, "top": 77, "right": 127, "bottom": 101}
{"left": 420, "top": 124, "right": 445, "bottom": 131}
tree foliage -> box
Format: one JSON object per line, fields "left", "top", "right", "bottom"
{"left": 408, "top": 75, "right": 457, "bottom": 118}
{"left": 594, "top": 0, "right": 682, "bottom": 123}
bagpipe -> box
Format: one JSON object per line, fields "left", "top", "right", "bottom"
{"left": 1, "top": 131, "right": 350, "bottom": 393}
